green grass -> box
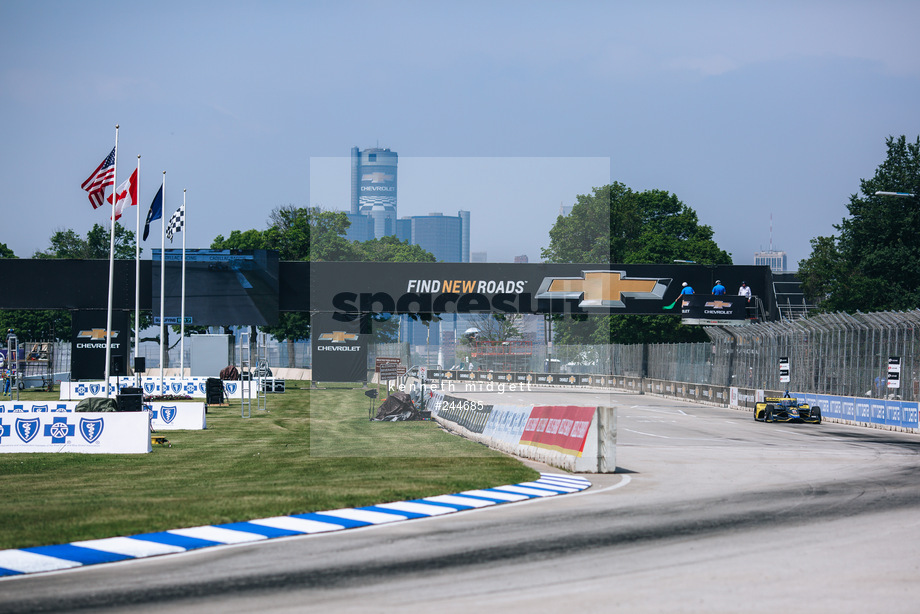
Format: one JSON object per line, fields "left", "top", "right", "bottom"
{"left": 0, "top": 384, "right": 538, "bottom": 550}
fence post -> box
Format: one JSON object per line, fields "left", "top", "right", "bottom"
{"left": 639, "top": 343, "right": 648, "bottom": 379}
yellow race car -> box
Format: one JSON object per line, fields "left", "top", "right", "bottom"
{"left": 754, "top": 396, "right": 821, "bottom": 424}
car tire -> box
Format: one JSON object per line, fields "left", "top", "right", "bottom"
{"left": 813, "top": 406, "right": 822, "bottom": 424}
{"left": 765, "top": 405, "right": 774, "bottom": 422}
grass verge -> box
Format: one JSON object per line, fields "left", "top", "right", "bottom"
{"left": 0, "top": 384, "right": 538, "bottom": 550}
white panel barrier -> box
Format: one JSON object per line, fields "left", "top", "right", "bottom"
{"left": 144, "top": 402, "right": 206, "bottom": 430}
{"left": 60, "top": 382, "right": 119, "bottom": 399}
{"left": 0, "top": 401, "right": 79, "bottom": 413}
{"left": 0, "top": 412, "right": 152, "bottom": 454}
{"left": 0, "top": 401, "right": 205, "bottom": 431}
{"left": 61, "top": 379, "right": 258, "bottom": 400}
{"left": 481, "top": 404, "right": 532, "bottom": 448}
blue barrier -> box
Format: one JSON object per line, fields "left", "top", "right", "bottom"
{"left": 802, "top": 392, "right": 918, "bottom": 430}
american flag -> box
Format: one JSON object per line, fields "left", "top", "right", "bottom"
{"left": 81, "top": 146, "right": 116, "bottom": 209}
{"left": 166, "top": 205, "right": 184, "bottom": 242}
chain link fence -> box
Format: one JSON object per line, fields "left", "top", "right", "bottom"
{"left": 637, "top": 310, "right": 919, "bottom": 401}
{"left": 702, "top": 310, "right": 920, "bottom": 401}
{"left": 38, "top": 310, "right": 920, "bottom": 401}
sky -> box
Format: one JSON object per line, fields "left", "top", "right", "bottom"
{"left": 2, "top": 0, "right": 919, "bottom": 268}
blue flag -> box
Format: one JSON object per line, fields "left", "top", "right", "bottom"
{"left": 143, "top": 185, "right": 163, "bottom": 241}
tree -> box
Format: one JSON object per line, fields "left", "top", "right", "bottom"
{"left": 543, "top": 183, "right": 730, "bottom": 266}
{"left": 0, "top": 310, "right": 70, "bottom": 342}
{"left": 542, "top": 183, "right": 732, "bottom": 344}
{"left": 0, "top": 242, "right": 14, "bottom": 258}
{"left": 34, "top": 223, "right": 137, "bottom": 260}
{"left": 353, "top": 235, "right": 437, "bottom": 263}
{"left": 464, "top": 313, "right": 524, "bottom": 344}
{"left": 798, "top": 135, "right": 920, "bottom": 312}
{"left": 304, "top": 208, "right": 359, "bottom": 261}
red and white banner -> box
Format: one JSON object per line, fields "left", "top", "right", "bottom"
{"left": 520, "top": 405, "right": 596, "bottom": 457}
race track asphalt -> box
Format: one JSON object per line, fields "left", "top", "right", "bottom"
{"left": 1, "top": 389, "right": 918, "bottom": 613}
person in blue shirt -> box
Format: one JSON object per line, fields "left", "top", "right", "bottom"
{"left": 680, "top": 282, "right": 694, "bottom": 295}
{"left": 712, "top": 280, "right": 726, "bottom": 295}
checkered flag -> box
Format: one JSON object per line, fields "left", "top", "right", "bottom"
{"left": 165, "top": 205, "right": 184, "bottom": 243}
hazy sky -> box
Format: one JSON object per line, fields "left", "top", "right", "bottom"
{"left": 2, "top": 1, "right": 918, "bottom": 267}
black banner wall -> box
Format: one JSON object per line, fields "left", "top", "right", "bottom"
{"left": 679, "top": 294, "right": 749, "bottom": 322}
{"left": 309, "top": 262, "right": 775, "bottom": 319}
{"left": 310, "top": 312, "right": 368, "bottom": 383}
{"left": 71, "top": 310, "right": 129, "bottom": 381}
{"left": 0, "top": 258, "right": 778, "bottom": 321}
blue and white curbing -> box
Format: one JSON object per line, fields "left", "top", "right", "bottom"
{"left": 0, "top": 472, "right": 590, "bottom": 578}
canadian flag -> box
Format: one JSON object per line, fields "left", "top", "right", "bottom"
{"left": 107, "top": 167, "right": 138, "bottom": 221}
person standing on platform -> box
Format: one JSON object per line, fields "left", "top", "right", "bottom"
{"left": 738, "top": 281, "right": 752, "bottom": 301}
{"left": 712, "top": 280, "right": 726, "bottom": 295}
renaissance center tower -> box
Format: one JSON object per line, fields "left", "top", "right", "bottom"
{"left": 350, "top": 146, "right": 398, "bottom": 238}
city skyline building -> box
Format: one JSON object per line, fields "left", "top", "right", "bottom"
{"left": 345, "top": 146, "right": 470, "bottom": 263}
{"left": 344, "top": 146, "right": 471, "bottom": 354}
{"left": 350, "top": 146, "right": 398, "bottom": 238}
{"left": 755, "top": 250, "right": 788, "bottom": 272}
{"left": 755, "top": 214, "right": 788, "bottom": 272}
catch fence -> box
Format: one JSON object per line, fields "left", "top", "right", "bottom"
{"left": 24, "top": 310, "right": 920, "bottom": 402}
{"left": 699, "top": 310, "right": 920, "bottom": 401}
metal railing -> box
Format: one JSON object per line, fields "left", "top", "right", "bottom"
{"left": 668, "top": 310, "right": 920, "bottom": 401}
{"left": 38, "top": 309, "right": 920, "bottom": 401}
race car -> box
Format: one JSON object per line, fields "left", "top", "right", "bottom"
{"left": 754, "top": 396, "right": 821, "bottom": 424}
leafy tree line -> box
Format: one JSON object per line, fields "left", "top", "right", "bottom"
{"left": 542, "top": 183, "right": 731, "bottom": 344}
{"left": 798, "top": 135, "right": 920, "bottom": 312}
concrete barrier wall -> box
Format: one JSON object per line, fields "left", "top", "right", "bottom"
{"left": 427, "top": 390, "right": 616, "bottom": 473}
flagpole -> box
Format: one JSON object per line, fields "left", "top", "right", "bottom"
{"left": 134, "top": 155, "right": 141, "bottom": 372}
{"left": 103, "top": 124, "right": 119, "bottom": 398}
{"left": 159, "top": 172, "right": 166, "bottom": 391}
{"left": 179, "top": 190, "right": 187, "bottom": 381}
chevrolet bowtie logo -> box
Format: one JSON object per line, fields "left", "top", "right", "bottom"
{"left": 362, "top": 172, "right": 393, "bottom": 183}
{"left": 77, "top": 329, "right": 118, "bottom": 340}
{"left": 705, "top": 300, "right": 733, "bottom": 309}
{"left": 319, "top": 331, "right": 359, "bottom": 343}
{"left": 536, "top": 271, "right": 670, "bottom": 308}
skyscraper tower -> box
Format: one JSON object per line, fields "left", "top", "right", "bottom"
{"left": 350, "top": 146, "right": 398, "bottom": 238}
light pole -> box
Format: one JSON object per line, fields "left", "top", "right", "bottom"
{"left": 875, "top": 191, "right": 916, "bottom": 197}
